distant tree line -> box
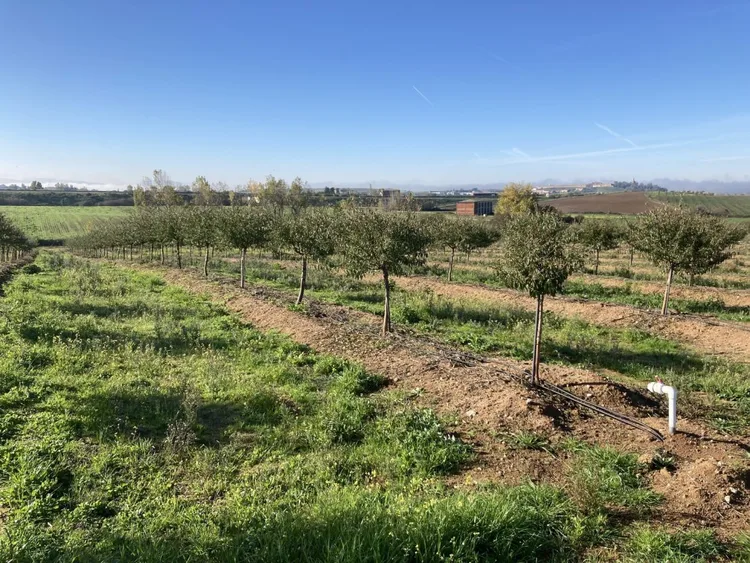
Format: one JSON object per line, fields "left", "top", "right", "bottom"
{"left": 611, "top": 180, "right": 667, "bottom": 192}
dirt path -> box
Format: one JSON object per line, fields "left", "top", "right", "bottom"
{"left": 124, "top": 263, "right": 750, "bottom": 534}
{"left": 428, "top": 260, "right": 750, "bottom": 306}
{"left": 571, "top": 273, "right": 750, "bottom": 308}
{"left": 381, "top": 274, "right": 750, "bottom": 364}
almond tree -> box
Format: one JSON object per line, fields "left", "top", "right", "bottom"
{"left": 499, "top": 211, "right": 579, "bottom": 385}
{"left": 431, "top": 215, "right": 499, "bottom": 281}
{"left": 185, "top": 206, "right": 219, "bottom": 277}
{"left": 219, "top": 206, "right": 271, "bottom": 288}
{"left": 341, "top": 210, "right": 430, "bottom": 334}
{"left": 575, "top": 219, "right": 622, "bottom": 275}
{"left": 630, "top": 206, "right": 746, "bottom": 313}
{"left": 276, "top": 208, "right": 337, "bottom": 304}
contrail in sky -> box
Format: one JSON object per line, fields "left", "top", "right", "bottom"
{"left": 512, "top": 147, "right": 531, "bottom": 159}
{"left": 412, "top": 86, "right": 434, "bottom": 106}
{"left": 595, "top": 122, "right": 638, "bottom": 148}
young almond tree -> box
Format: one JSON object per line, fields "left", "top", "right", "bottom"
{"left": 575, "top": 219, "right": 622, "bottom": 275}
{"left": 185, "top": 206, "right": 220, "bottom": 277}
{"left": 341, "top": 209, "right": 430, "bottom": 334}
{"left": 630, "top": 206, "right": 746, "bottom": 313}
{"left": 277, "top": 208, "right": 338, "bottom": 304}
{"left": 428, "top": 215, "right": 464, "bottom": 282}
{"left": 219, "top": 205, "right": 271, "bottom": 288}
{"left": 499, "top": 211, "right": 580, "bottom": 386}
{"left": 160, "top": 206, "right": 189, "bottom": 269}
{"left": 459, "top": 219, "right": 500, "bottom": 263}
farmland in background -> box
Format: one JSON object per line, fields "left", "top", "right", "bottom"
{"left": 543, "top": 191, "right": 750, "bottom": 217}
{"left": 1, "top": 205, "right": 131, "bottom": 240}
{"left": 648, "top": 192, "right": 750, "bottom": 217}
{"left": 542, "top": 192, "right": 656, "bottom": 214}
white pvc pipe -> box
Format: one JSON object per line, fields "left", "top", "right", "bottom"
{"left": 647, "top": 382, "right": 677, "bottom": 435}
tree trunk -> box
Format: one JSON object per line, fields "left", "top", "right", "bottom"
{"left": 688, "top": 272, "right": 694, "bottom": 287}
{"left": 203, "top": 245, "right": 210, "bottom": 277}
{"left": 594, "top": 249, "right": 599, "bottom": 275}
{"left": 176, "top": 243, "right": 182, "bottom": 269}
{"left": 448, "top": 247, "right": 455, "bottom": 282}
{"left": 296, "top": 255, "right": 307, "bottom": 305}
{"left": 531, "top": 294, "right": 544, "bottom": 386}
{"left": 661, "top": 266, "right": 674, "bottom": 316}
{"left": 160, "top": 246, "right": 165, "bottom": 265}
{"left": 382, "top": 266, "right": 391, "bottom": 335}
{"left": 240, "top": 248, "right": 247, "bottom": 288}
{"left": 629, "top": 247, "right": 634, "bottom": 267}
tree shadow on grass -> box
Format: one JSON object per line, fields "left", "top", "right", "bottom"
{"left": 17, "top": 322, "right": 235, "bottom": 355}
{"left": 546, "top": 340, "right": 708, "bottom": 380}
{"left": 57, "top": 301, "right": 208, "bottom": 322}
{"left": 72, "top": 387, "right": 288, "bottom": 447}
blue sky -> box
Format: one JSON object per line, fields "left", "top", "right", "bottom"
{"left": 2, "top": 0, "right": 750, "bottom": 189}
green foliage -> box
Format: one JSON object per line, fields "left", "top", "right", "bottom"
{"left": 340, "top": 209, "right": 431, "bottom": 278}
{"left": 219, "top": 205, "right": 271, "bottom": 252}
{"left": 574, "top": 218, "right": 623, "bottom": 274}
{"left": 629, "top": 205, "right": 746, "bottom": 279}
{"left": 0, "top": 212, "right": 34, "bottom": 256}
{"left": 276, "top": 208, "right": 337, "bottom": 260}
{"left": 498, "top": 211, "right": 580, "bottom": 298}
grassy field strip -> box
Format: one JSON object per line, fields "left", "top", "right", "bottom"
{"left": 6, "top": 254, "right": 748, "bottom": 560}
{"left": 1, "top": 206, "right": 131, "bottom": 240}
{"left": 648, "top": 193, "right": 750, "bottom": 217}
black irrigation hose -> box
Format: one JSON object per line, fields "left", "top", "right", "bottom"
{"left": 536, "top": 379, "right": 665, "bottom": 442}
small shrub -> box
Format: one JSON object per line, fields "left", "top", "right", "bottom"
{"left": 21, "top": 263, "right": 42, "bottom": 274}
{"left": 566, "top": 443, "right": 661, "bottom": 515}
{"left": 374, "top": 408, "right": 471, "bottom": 475}
{"left": 319, "top": 394, "right": 375, "bottom": 444}
{"left": 623, "top": 526, "right": 728, "bottom": 562}
{"left": 503, "top": 430, "right": 553, "bottom": 453}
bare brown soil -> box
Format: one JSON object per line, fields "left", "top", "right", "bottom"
{"left": 378, "top": 274, "right": 750, "bottom": 364}
{"left": 545, "top": 192, "right": 658, "bottom": 214}
{"left": 131, "top": 264, "right": 750, "bottom": 535}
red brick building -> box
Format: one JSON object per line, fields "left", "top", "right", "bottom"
{"left": 456, "top": 200, "right": 494, "bottom": 216}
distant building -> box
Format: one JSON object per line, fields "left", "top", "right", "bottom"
{"left": 379, "top": 189, "right": 401, "bottom": 198}
{"left": 456, "top": 200, "right": 494, "bottom": 216}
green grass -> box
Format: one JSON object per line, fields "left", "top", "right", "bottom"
{"left": 0, "top": 206, "right": 131, "bottom": 240}
{"left": 4, "top": 254, "right": 749, "bottom": 561}
{"left": 648, "top": 192, "right": 750, "bottom": 217}
{"left": 0, "top": 253, "right": 608, "bottom": 561}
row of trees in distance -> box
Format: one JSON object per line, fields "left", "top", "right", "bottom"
{"left": 70, "top": 190, "right": 746, "bottom": 385}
